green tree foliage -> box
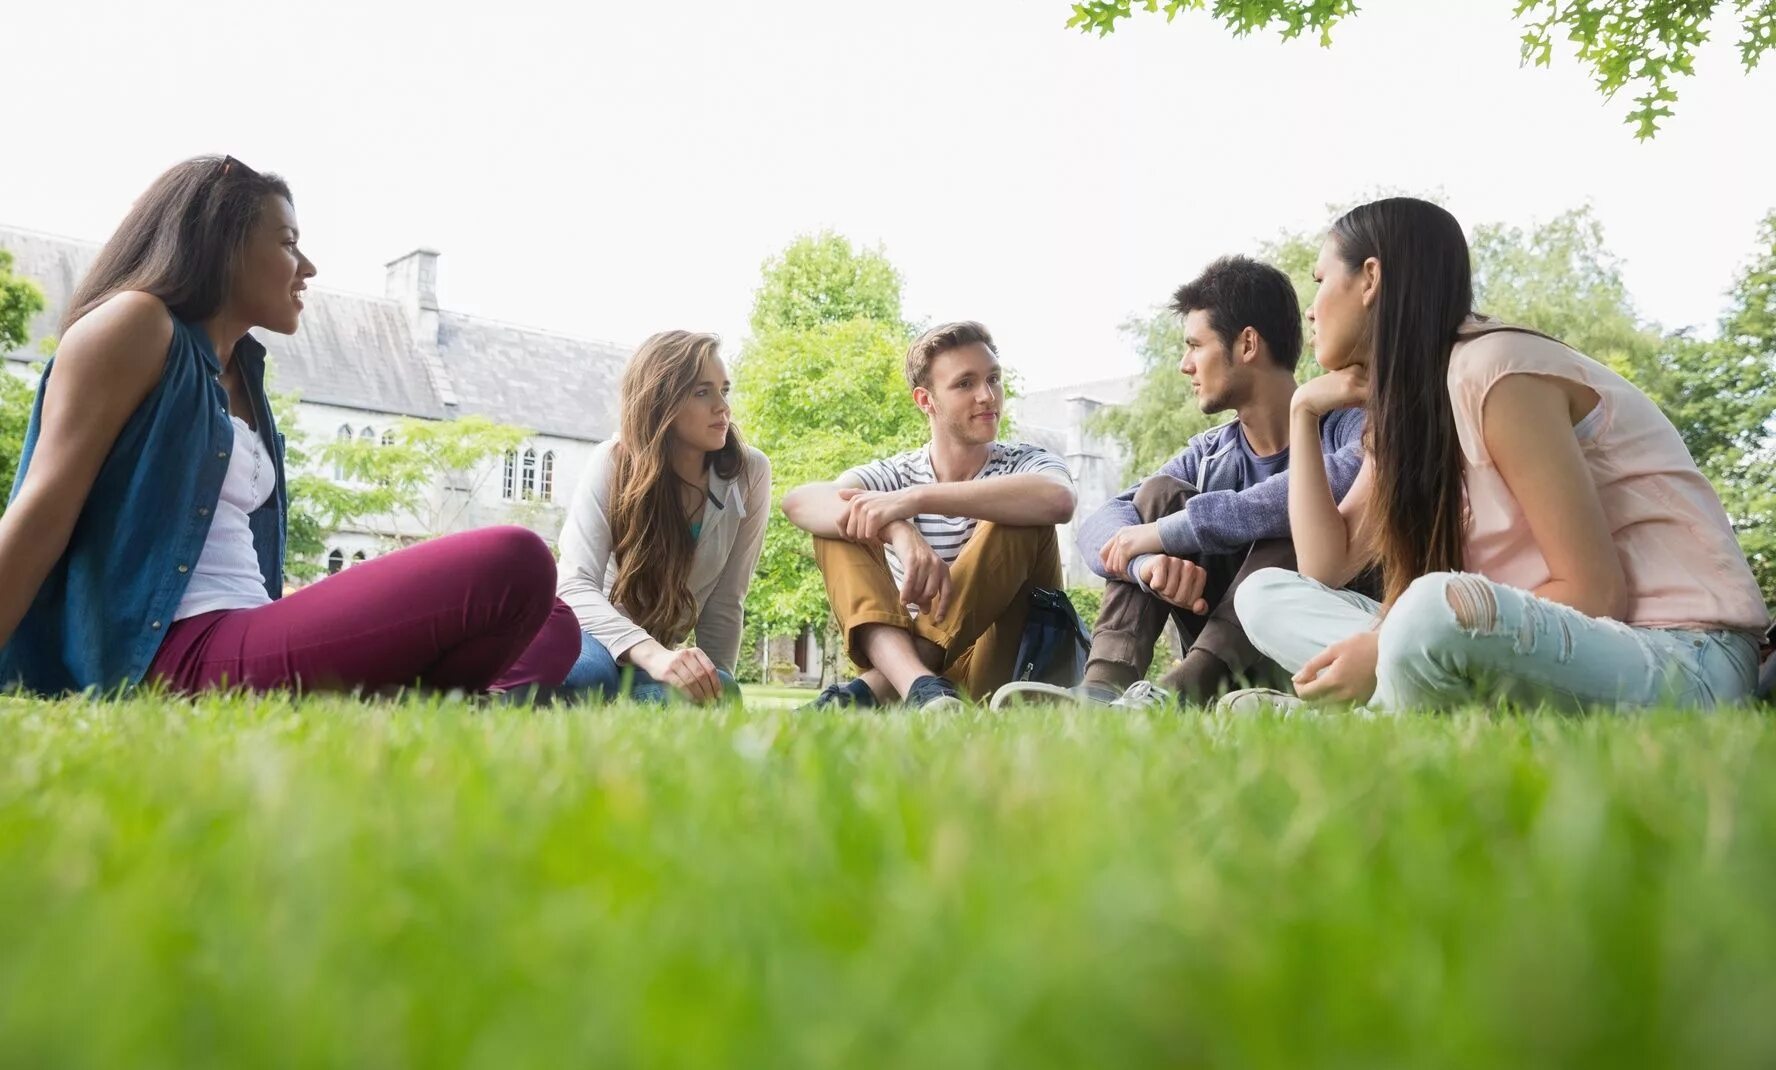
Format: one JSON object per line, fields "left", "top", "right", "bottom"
{"left": 1065, "top": 0, "right": 1776, "bottom": 136}
{"left": 731, "top": 235, "right": 926, "bottom": 671}
{"left": 749, "top": 230, "right": 905, "bottom": 335}
{"left": 0, "top": 373, "right": 34, "bottom": 506}
{"left": 0, "top": 249, "right": 45, "bottom": 355}
{"left": 0, "top": 249, "right": 47, "bottom": 506}
{"left": 267, "top": 390, "right": 336, "bottom": 584}
{"left": 1471, "top": 207, "right": 1663, "bottom": 372}
{"left": 319, "top": 415, "right": 533, "bottom": 549}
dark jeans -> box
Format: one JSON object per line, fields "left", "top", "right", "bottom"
{"left": 559, "top": 630, "right": 740, "bottom": 704}
{"left": 1085, "top": 475, "right": 1299, "bottom": 701}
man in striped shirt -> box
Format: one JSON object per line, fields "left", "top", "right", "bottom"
{"left": 782, "top": 321, "right": 1077, "bottom": 709}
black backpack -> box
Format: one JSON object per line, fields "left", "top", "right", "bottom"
{"left": 1013, "top": 587, "right": 1091, "bottom": 687}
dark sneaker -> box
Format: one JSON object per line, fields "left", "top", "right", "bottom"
{"left": 800, "top": 678, "right": 879, "bottom": 712}
{"left": 905, "top": 674, "right": 963, "bottom": 711}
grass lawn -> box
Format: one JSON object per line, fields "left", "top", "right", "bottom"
{"left": 738, "top": 683, "right": 820, "bottom": 709}
{"left": 1, "top": 694, "right": 1773, "bottom": 1068}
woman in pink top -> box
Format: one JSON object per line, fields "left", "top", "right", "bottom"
{"left": 1230, "top": 197, "right": 1768, "bottom": 711}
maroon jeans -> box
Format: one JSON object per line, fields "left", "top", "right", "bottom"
{"left": 147, "top": 526, "right": 581, "bottom": 696}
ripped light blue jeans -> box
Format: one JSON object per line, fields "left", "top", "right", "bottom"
{"left": 1234, "top": 568, "right": 1761, "bottom": 712}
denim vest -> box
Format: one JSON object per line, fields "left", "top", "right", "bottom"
{"left": 0, "top": 316, "right": 286, "bottom": 695}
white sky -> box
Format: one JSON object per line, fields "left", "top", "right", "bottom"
{"left": 3, "top": 0, "right": 1773, "bottom": 390}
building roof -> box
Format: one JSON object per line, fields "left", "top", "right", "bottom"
{"left": 0, "top": 223, "right": 626, "bottom": 440}
{"left": 270, "top": 287, "right": 449, "bottom": 417}
{"left": 439, "top": 312, "right": 626, "bottom": 440}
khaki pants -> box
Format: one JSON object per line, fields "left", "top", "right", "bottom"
{"left": 814, "top": 523, "right": 1063, "bottom": 700}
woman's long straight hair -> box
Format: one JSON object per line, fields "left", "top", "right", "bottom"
{"left": 63, "top": 155, "right": 292, "bottom": 333}
{"left": 608, "top": 331, "right": 747, "bottom": 642}
{"left": 1330, "top": 197, "right": 1475, "bottom": 605}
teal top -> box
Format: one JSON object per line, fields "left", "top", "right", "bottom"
{"left": 689, "top": 521, "right": 703, "bottom": 542}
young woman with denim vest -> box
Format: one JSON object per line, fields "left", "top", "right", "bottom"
{"left": 0, "top": 156, "right": 580, "bottom": 696}
{"left": 1229, "top": 196, "right": 1767, "bottom": 712}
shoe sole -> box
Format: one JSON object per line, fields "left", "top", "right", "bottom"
{"left": 1213, "top": 687, "right": 1306, "bottom": 716}
{"left": 988, "top": 681, "right": 1075, "bottom": 711}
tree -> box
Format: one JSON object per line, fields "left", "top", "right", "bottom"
{"left": 1065, "top": 0, "right": 1776, "bottom": 137}
{"left": 1471, "top": 207, "right": 1664, "bottom": 373}
{"left": 318, "top": 415, "right": 533, "bottom": 548}
{"left": 0, "top": 249, "right": 47, "bottom": 506}
{"left": 267, "top": 391, "right": 334, "bottom": 584}
{"left": 731, "top": 234, "right": 927, "bottom": 681}
{"left": 750, "top": 230, "right": 905, "bottom": 336}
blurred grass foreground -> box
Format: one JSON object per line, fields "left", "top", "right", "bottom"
{"left": 0, "top": 691, "right": 1773, "bottom": 1068}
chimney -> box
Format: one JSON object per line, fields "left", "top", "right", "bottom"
{"left": 384, "top": 247, "right": 459, "bottom": 409}
{"left": 1065, "top": 395, "right": 1100, "bottom": 458}
{"left": 385, "top": 248, "right": 441, "bottom": 344}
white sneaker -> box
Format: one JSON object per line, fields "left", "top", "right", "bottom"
{"left": 1110, "top": 680, "right": 1175, "bottom": 710}
{"left": 988, "top": 680, "right": 1078, "bottom": 710}
{"left": 1213, "top": 687, "right": 1307, "bottom": 716}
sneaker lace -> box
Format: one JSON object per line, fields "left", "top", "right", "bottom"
{"left": 1118, "top": 680, "right": 1172, "bottom": 707}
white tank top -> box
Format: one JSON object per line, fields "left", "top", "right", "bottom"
{"left": 174, "top": 416, "right": 275, "bottom": 621}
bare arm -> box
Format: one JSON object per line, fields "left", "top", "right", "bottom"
{"left": 1484, "top": 375, "right": 1627, "bottom": 619}
{"left": 1288, "top": 370, "right": 1373, "bottom": 588}
{"left": 0, "top": 292, "right": 171, "bottom": 650}
{"left": 780, "top": 471, "right": 868, "bottom": 538}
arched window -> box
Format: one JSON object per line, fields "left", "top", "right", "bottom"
{"left": 540, "top": 451, "right": 555, "bottom": 502}
{"left": 521, "top": 448, "right": 537, "bottom": 500}
{"left": 352, "top": 550, "right": 367, "bottom": 565}
{"left": 380, "top": 429, "right": 396, "bottom": 447}
{"left": 502, "top": 450, "right": 518, "bottom": 500}
{"left": 327, "top": 549, "right": 344, "bottom": 575}
{"left": 333, "top": 425, "right": 352, "bottom": 479}
{"left": 358, "top": 426, "right": 376, "bottom": 444}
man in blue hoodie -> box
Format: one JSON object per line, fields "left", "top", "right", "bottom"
{"left": 996, "top": 256, "right": 1366, "bottom": 709}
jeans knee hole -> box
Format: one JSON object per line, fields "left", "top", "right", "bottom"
{"left": 1444, "top": 576, "right": 1498, "bottom": 633}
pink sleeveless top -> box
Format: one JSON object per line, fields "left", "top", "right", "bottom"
{"left": 1447, "top": 323, "right": 1769, "bottom": 636}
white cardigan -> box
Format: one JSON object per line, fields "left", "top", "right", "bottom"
{"left": 556, "top": 440, "right": 772, "bottom": 673}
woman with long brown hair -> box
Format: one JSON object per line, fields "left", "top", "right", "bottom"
{"left": 1229, "top": 196, "right": 1767, "bottom": 711}
{"left": 555, "top": 330, "right": 771, "bottom": 703}
{"left": 0, "top": 155, "right": 580, "bottom": 696}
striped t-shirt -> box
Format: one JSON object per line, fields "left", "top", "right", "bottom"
{"left": 841, "top": 441, "right": 1073, "bottom": 586}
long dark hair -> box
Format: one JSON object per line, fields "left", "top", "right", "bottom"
{"left": 609, "top": 330, "right": 747, "bottom": 642}
{"left": 1330, "top": 197, "right": 1474, "bottom": 605}
{"left": 62, "top": 155, "right": 292, "bottom": 333}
